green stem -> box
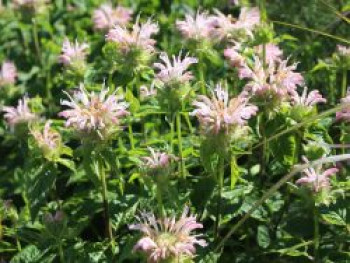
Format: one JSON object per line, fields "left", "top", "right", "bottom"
{"left": 156, "top": 182, "right": 165, "bottom": 218}
{"left": 128, "top": 122, "right": 135, "bottom": 150}
{"left": 134, "top": 73, "right": 141, "bottom": 101}
{"left": 176, "top": 113, "right": 185, "bottom": 178}
{"left": 295, "top": 130, "right": 303, "bottom": 164}
{"left": 58, "top": 242, "right": 64, "bottom": 263}
{"left": 215, "top": 157, "right": 224, "bottom": 238}
{"left": 341, "top": 69, "right": 347, "bottom": 155}
{"left": 313, "top": 205, "right": 320, "bottom": 262}
{"left": 99, "top": 161, "right": 114, "bottom": 247}
{"left": 108, "top": 71, "right": 113, "bottom": 89}
{"left": 259, "top": 114, "right": 268, "bottom": 178}
{"left": 20, "top": 26, "right": 29, "bottom": 55}
{"left": 169, "top": 116, "right": 175, "bottom": 153}
{"left": 342, "top": 68, "right": 347, "bottom": 98}
{"left": 259, "top": 0, "right": 268, "bottom": 22}
{"left": 198, "top": 52, "right": 206, "bottom": 95}
{"left": 32, "top": 18, "right": 41, "bottom": 65}
{"left": 262, "top": 43, "right": 267, "bottom": 69}
{"left": 16, "top": 232, "right": 21, "bottom": 252}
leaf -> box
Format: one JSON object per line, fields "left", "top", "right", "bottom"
{"left": 57, "top": 158, "right": 75, "bottom": 171}
{"left": 10, "top": 245, "right": 42, "bottom": 263}
{"left": 321, "top": 211, "right": 346, "bottom": 226}
{"left": 271, "top": 133, "right": 296, "bottom": 168}
{"left": 125, "top": 88, "right": 140, "bottom": 113}
{"left": 191, "top": 176, "right": 216, "bottom": 210}
{"left": 257, "top": 225, "right": 270, "bottom": 248}
{"left": 230, "top": 156, "right": 240, "bottom": 189}
{"left": 27, "top": 165, "right": 57, "bottom": 220}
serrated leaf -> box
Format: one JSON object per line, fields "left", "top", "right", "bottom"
{"left": 257, "top": 225, "right": 270, "bottom": 248}
{"left": 321, "top": 211, "right": 346, "bottom": 226}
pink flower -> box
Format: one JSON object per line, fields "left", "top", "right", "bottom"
{"left": 44, "top": 211, "right": 64, "bottom": 224}
{"left": 336, "top": 89, "right": 350, "bottom": 122}
{"left": 191, "top": 84, "right": 258, "bottom": 134}
{"left": 59, "top": 39, "right": 89, "bottom": 67}
{"left": 272, "top": 59, "right": 304, "bottom": 92}
{"left": 254, "top": 43, "right": 283, "bottom": 63}
{"left": 296, "top": 156, "right": 338, "bottom": 192}
{"left": 93, "top": 3, "right": 132, "bottom": 31}
{"left": 31, "top": 120, "right": 61, "bottom": 151}
{"left": 240, "top": 57, "right": 304, "bottom": 101}
{"left": 212, "top": 10, "right": 235, "bottom": 41}
{"left": 336, "top": 45, "right": 350, "bottom": 57}
{"left": 0, "top": 61, "right": 17, "bottom": 86}
{"left": 290, "top": 87, "right": 326, "bottom": 107}
{"left": 235, "top": 7, "right": 260, "bottom": 30}
{"left": 154, "top": 52, "right": 198, "bottom": 86}
{"left": 212, "top": 7, "right": 260, "bottom": 40}
{"left": 12, "top": 0, "right": 39, "bottom": 8}
{"left": 239, "top": 57, "right": 274, "bottom": 95}
{"left": 176, "top": 11, "right": 216, "bottom": 42}
{"left": 140, "top": 84, "right": 157, "bottom": 99}
{"left": 59, "top": 84, "right": 129, "bottom": 135}
{"left": 106, "top": 18, "right": 159, "bottom": 54}
{"left": 12, "top": 0, "right": 48, "bottom": 12}
{"left": 141, "top": 147, "right": 172, "bottom": 169}
{"left": 129, "top": 206, "right": 207, "bottom": 263}
{"left": 2, "top": 97, "right": 37, "bottom": 129}
{"left": 224, "top": 44, "right": 245, "bottom": 67}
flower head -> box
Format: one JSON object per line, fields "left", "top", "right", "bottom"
{"left": 44, "top": 211, "right": 64, "bottom": 224}
{"left": 0, "top": 61, "right": 17, "bottom": 86}
{"left": 140, "top": 83, "right": 157, "bottom": 99}
{"left": 59, "top": 39, "right": 89, "bottom": 67}
{"left": 290, "top": 87, "right": 326, "bottom": 107}
{"left": 224, "top": 43, "right": 245, "bottom": 67}
{"left": 240, "top": 57, "right": 304, "bottom": 104}
{"left": 31, "top": 120, "right": 61, "bottom": 152}
{"left": 336, "top": 45, "right": 350, "bottom": 58}
{"left": 2, "top": 97, "right": 37, "bottom": 130}
{"left": 296, "top": 156, "right": 338, "bottom": 193}
{"left": 254, "top": 43, "right": 283, "bottom": 64}
{"left": 213, "top": 7, "right": 260, "bottom": 40}
{"left": 191, "top": 84, "right": 258, "bottom": 134}
{"left": 106, "top": 18, "right": 159, "bottom": 54}
{"left": 336, "top": 89, "right": 350, "bottom": 122}
{"left": 130, "top": 206, "right": 207, "bottom": 263}
{"left": 12, "top": 0, "right": 48, "bottom": 13}
{"left": 212, "top": 10, "right": 235, "bottom": 41}
{"left": 272, "top": 59, "right": 304, "bottom": 92}
{"left": 93, "top": 3, "right": 132, "bottom": 30}
{"left": 176, "top": 11, "right": 216, "bottom": 42}
{"left": 235, "top": 7, "right": 260, "bottom": 31}
{"left": 141, "top": 147, "right": 172, "bottom": 170}
{"left": 59, "top": 84, "right": 129, "bottom": 137}
{"left": 154, "top": 52, "right": 198, "bottom": 87}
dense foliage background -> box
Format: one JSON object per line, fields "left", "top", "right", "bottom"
{"left": 0, "top": 0, "right": 349, "bottom": 262}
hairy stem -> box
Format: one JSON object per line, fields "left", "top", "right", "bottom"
{"left": 99, "top": 161, "right": 114, "bottom": 247}
{"left": 198, "top": 52, "right": 206, "bottom": 95}
{"left": 313, "top": 205, "right": 320, "bottom": 262}
{"left": 215, "top": 157, "right": 225, "bottom": 238}
{"left": 341, "top": 69, "right": 347, "bottom": 155}
{"left": 128, "top": 122, "right": 135, "bottom": 150}
{"left": 58, "top": 242, "right": 64, "bottom": 263}
{"left": 156, "top": 182, "right": 165, "bottom": 218}
{"left": 32, "top": 18, "right": 41, "bottom": 65}
{"left": 169, "top": 116, "right": 175, "bottom": 153}
{"left": 259, "top": 114, "right": 268, "bottom": 178}
{"left": 176, "top": 113, "right": 185, "bottom": 178}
